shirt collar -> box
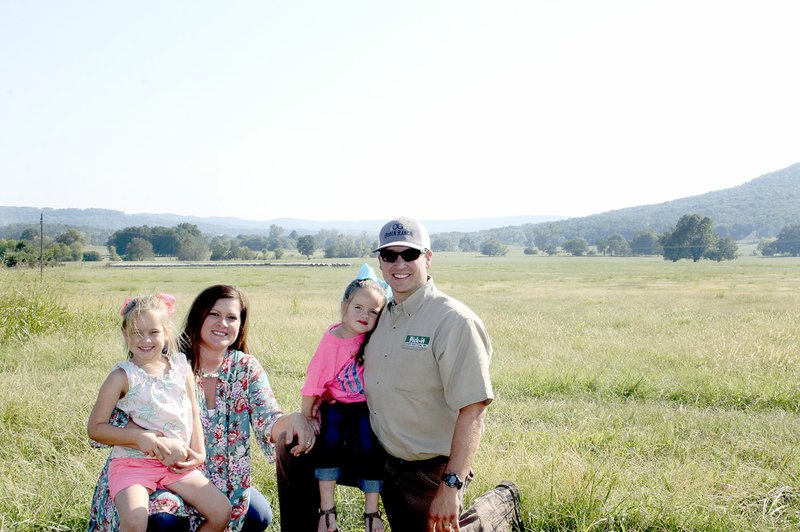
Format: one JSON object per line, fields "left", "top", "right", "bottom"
{"left": 389, "top": 276, "right": 434, "bottom": 316}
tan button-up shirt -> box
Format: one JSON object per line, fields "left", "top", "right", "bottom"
{"left": 364, "top": 278, "right": 493, "bottom": 461}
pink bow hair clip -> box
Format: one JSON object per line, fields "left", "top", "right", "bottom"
{"left": 119, "top": 297, "right": 136, "bottom": 316}
{"left": 156, "top": 293, "right": 177, "bottom": 316}
{"left": 119, "top": 293, "right": 177, "bottom": 317}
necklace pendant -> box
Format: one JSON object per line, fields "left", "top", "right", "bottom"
{"left": 200, "top": 371, "right": 219, "bottom": 379}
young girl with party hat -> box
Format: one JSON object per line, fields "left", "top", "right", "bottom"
{"left": 87, "top": 293, "right": 231, "bottom": 531}
{"left": 300, "top": 268, "right": 388, "bottom": 532}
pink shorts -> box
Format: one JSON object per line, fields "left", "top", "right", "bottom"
{"left": 108, "top": 457, "right": 204, "bottom": 500}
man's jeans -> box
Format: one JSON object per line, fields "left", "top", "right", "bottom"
{"left": 275, "top": 434, "right": 522, "bottom": 531}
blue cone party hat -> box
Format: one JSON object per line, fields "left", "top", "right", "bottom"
{"left": 356, "top": 263, "right": 392, "bottom": 301}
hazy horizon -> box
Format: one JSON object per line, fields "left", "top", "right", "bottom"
{"left": 2, "top": 2, "right": 799, "bottom": 222}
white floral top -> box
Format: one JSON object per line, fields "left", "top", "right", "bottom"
{"left": 111, "top": 353, "right": 193, "bottom": 459}
{"left": 88, "top": 350, "right": 283, "bottom": 531}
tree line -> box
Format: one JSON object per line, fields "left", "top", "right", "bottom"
{"left": 1, "top": 228, "right": 100, "bottom": 267}
{"left": 4, "top": 217, "right": 800, "bottom": 267}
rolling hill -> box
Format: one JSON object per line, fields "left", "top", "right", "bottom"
{"left": 473, "top": 162, "right": 800, "bottom": 245}
{"left": 2, "top": 162, "right": 798, "bottom": 244}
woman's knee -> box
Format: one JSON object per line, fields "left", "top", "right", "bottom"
{"left": 241, "top": 487, "right": 273, "bottom": 531}
{"left": 147, "top": 512, "right": 190, "bottom": 532}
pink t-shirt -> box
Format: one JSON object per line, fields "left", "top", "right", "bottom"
{"left": 301, "top": 324, "right": 366, "bottom": 404}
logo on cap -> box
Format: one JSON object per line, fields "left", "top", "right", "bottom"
{"left": 384, "top": 223, "right": 413, "bottom": 239}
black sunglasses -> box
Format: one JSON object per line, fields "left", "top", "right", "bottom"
{"left": 379, "top": 248, "right": 424, "bottom": 263}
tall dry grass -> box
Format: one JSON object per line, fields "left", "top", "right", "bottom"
{"left": 1, "top": 254, "right": 799, "bottom": 530}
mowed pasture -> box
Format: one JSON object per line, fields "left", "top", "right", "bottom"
{"left": 1, "top": 253, "right": 799, "bottom": 531}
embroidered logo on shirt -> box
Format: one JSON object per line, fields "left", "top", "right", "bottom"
{"left": 403, "top": 335, "right": 430, "bottom": 350}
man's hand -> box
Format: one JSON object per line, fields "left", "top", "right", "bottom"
{"left": 428, "top": 482, "right": 461, "bottom": 531}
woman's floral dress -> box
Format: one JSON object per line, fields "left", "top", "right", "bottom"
{"left": 88, "top": 350, "right": 282, "bottom": 531}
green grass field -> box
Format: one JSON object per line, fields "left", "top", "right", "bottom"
{"left": 1, "top": 253, "right": 799, "bottom": 531}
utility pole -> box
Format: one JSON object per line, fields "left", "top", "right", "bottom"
{"left": 40, "top": 213, "right": 44, "bottom": 280}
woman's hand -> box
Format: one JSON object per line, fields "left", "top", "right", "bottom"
{"left": 278, "top": 412, "right": 318, "bottom": 457}
{"left": 135, "top": 432, "right": 171, "bottom": 460}
{"left": 169, "top": 446, "right": 206, "bottom": 473}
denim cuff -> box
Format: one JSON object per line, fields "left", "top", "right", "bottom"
{"left": 315, "top": 467, "right": 341, "bottom": 481}
{"left": 359, "top": 478, "right": 382, "bottom": 493}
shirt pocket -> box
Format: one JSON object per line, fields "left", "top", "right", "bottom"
{"left": 389, "top": 349, "right": 439, "bottom": 392}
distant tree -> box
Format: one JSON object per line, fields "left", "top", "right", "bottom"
{"left": 109, "top": 226, "right": 152, "bottom": 256}
{"left": 480, "top": 239, "right": 508, "bottom": 256}
{"left": 42, "top": 243, "right": 69, "bottom": 262}
{"left": 659, "top": 214, "right": 715, "bottom": 262}
{"left": 595, "top": 236, "right": 608, "bottom": 255}
{"left": 269, "top": 224, "right": 284, "bottom": 239}
{"left": 20, "top": 228, "right": 38, "bottom": 241}
{"left": 431, "top": 236, "right": 457, "bottom": 252}
{"left": 324, "top": 235, "right": 367, "bottom": 258}
{"left": 605, "top": 234, "right": 631, "bottom": 256}
{"left": 316, "top": 229, "right": 341, "bottom": 251}
{"left": 55, "top": 229, "right": 87, "bottom": 246}
{"left": 177, "top": 238, "right": 210, "bottom": 261}
{"left": 563, "top": 237, "right": 589, "bottom": 256}
{"left": 235, "top": 246, "right": 256, "bottom": 260}
{"left": 0, "top": 239, "right": 16, "bottom": 259}
{"left": 704, "top": 236, "right": 738, "bottom": 262}
{"left": 630, "top": 230, "right": 662, "bottom": 255}
{"left": 83, "top": 250, "right": 102, "bottom": 261}
{"left": 534, "top": 225, "right": 560, "bottom": 253}
{"left": 239, "top": 234, "right": 269, "bottom": 252}
{"left": 715, "top": 222, "right": 756, "bottom": 241}
{"left": 150, "top": 226, "right": 180, "bottom": 256}
{"left": 766, "top": 224, "right": 800, "bottom": 256}
{"left": 459, "top": 236, "right": 480, "bottom": 252}
{"left": 125, "top": 237, "right": 154, "bottom": 261}
{"left": 297, "top": 235, "right": 316, "bottom": 259}
{"left": 3, "top": 251, "right": 25, "bottom": 267}
{"left": 68, "top": 241, "right": 84, "bottom": 261}
{"left": 173, "top": 224, "right": 208, "bottom": 261}
{"left": 210, "top": 243, "right": 231, "bottom": 261}
{"left": 267, "top": 224, "right": 290, "bottom": 251}
{"left": 274, "top": 248, "right": 284, "bottom": 260}
{"left": 523, "top": 247, "right": 537, "bottom": 255}
{"left": 107, "top": 245, "right": 121, "bottom": 262}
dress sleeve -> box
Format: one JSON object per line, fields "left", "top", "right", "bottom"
{"left": 245, "top": 355, "right": 283, "bottom": 463}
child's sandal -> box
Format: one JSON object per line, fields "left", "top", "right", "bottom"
{"left": 319, "top": 506, "right": 338, "bottom": 532}
{"left": 363, "top": 510, "right": 383, "bottom": 532}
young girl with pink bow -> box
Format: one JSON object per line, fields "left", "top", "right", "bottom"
{"left": 87, "top": 293, "right": 231, "bottom": 531}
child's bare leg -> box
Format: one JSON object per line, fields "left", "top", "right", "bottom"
{"left": 318, "top": 480, "right": 338, "bottom": 532}
{"left": 364, "top": 492, "right": 385, "bottom": 532}
{"left": 168, "top": 475, "right": 232, "bottom": 532}
{"left": 114, "top": 484, "right": 151, "bottom": 532}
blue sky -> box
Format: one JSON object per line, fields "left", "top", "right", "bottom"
{"left": 2, "top": 1, "right": 799, "bottom": 222}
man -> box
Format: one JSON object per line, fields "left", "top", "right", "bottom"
{"left": 364, "top": 216, "right": 520, "bottom": 531}
{"left": 275, "top": 216, "right": 521, "bottom": 531}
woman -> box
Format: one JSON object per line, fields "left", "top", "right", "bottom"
{"left": 88, "top": 285, "right": 317, "bottom": 531}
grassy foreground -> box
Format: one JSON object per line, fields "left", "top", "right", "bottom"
{"left": 1, "top": 254, "right": 799, "bottom": 531}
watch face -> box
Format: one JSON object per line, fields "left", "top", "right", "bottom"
{"left": 442, "top": 473, "right": 462, "bottom": 488}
